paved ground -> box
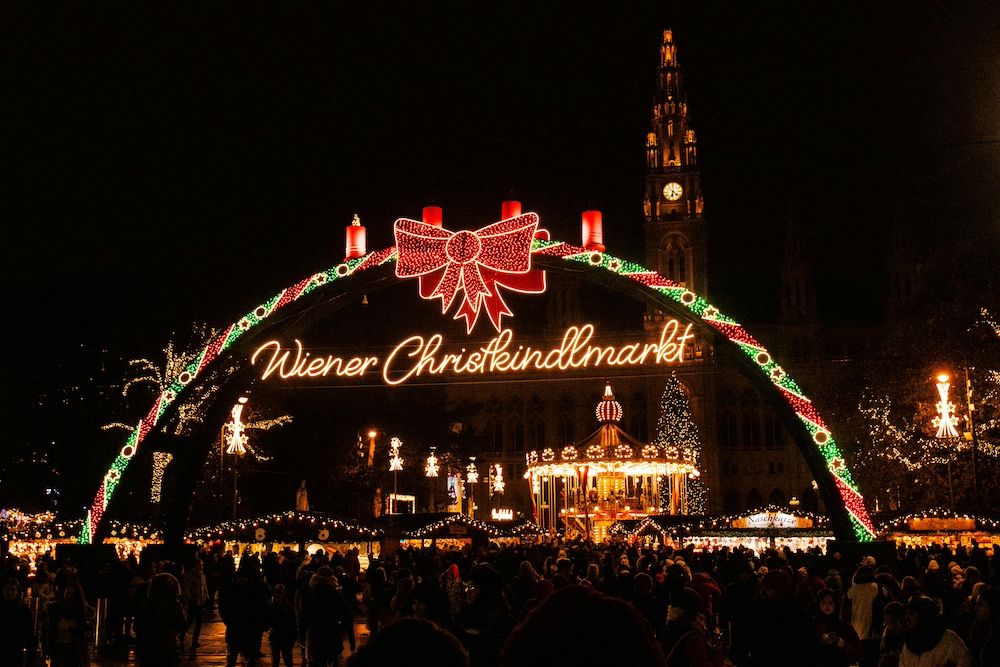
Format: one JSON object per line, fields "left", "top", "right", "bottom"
{"left": 92, "top": 611, "right": 371, "bottom": 666}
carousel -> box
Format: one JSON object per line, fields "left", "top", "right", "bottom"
{"left": 524, "top": 384, "right": 699, "bottom": 542}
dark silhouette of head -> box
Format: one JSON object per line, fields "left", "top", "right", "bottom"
{"left": 347, "top": 618, "right": 468, "bottom": 667}
{"left": 500, "top": 585, "right": 667, "bottom": 667}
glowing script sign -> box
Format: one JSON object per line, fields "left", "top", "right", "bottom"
{"left": 250, "top": 320, "right": 694, "bottom": 387}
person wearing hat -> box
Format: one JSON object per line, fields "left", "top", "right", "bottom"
{"left": 219, "top": 564, "right": 269, "bottom": 667}
{"left": 458, "top": 564, "right": 515, "bottom": 667}
{"left": 900, "top": 595, "right": 971, "bottom": 667}
{"left": 658, "top": 587, "right": 721, "bottom": 667}
{"left": 844, "top": 564, "right": 881, "bottom": 666}
{"left": 300, "top": 566, "right": 355, "bottom": 666}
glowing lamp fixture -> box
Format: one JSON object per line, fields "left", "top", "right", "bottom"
{"left": 582, "top": 210, "right": 605, "bottom": 252}
{"left": 425, "top": 448, "right": 439, "bottom": 478}
{"left": 492, "top": 464, "right": 505, "bottom": 494}
{"left": 225, "top": 397, "right": 249, "bottom": 456}
{"left": 933, "top": 373, "right": 961, "bottom": 438}
{"left": 466, "top": 459, "right": 479, "bottom": 484}
{"left": 389, "top": 436, "right": 404, "bottom": 471}
{"left": 345, "top": 213, "right": 367, "bottom": 259}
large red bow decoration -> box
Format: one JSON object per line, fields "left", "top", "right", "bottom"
{"left": 394, "top": 213, "right": 548, "bottom": 333}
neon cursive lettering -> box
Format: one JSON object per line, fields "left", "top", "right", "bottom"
{"left": 253, "top": 321, "right": 693, "bottom": 386}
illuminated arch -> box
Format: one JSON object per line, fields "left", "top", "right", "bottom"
{"left": 79, "top": 239, "right": 876, "bottom": 544}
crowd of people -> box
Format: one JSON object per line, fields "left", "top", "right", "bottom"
{"left": 2, "top": 537, "right": 1000, "bottom": 667}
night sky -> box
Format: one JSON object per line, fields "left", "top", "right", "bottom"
{"left": 3, "top": 3, "right": 1000, "bottom": 510}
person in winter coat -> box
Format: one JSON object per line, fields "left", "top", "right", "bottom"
{"left": 134, "top": 573, "right": 187, "bottom": 667}
{"left": 812, "top": 587, "right": 862, "bottom": 667}
{"left": 1, "top": 578, "right": 38, "bottom": 667}
{"left": 265, "top": 584, "right": 297, "bottom": 667}
{"left": 657, "top": 586, "right": 722, "bottom": 667}
{"left": 182, "top": 560, "right": 210, "bottom": 652}
{"left": 47, "top": 581, "right": 92, "bottom": 667}
{"left": 458, "top": 564, "right": 515, "bottom": 667}
{"left": 300, "top": 566, "right": 355, "bottom": 667}
{"left": 219, "top": 564, "right": 269, "bottom": 667}
{"left": 900, "top": 595, "right": 971, "bottom": 667}
{"left": 729, "top": 570, "right": 815, "bottom": 667}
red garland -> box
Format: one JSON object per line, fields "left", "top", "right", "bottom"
{"left": 394, "top": 213, "right": 547, "bottom": 332}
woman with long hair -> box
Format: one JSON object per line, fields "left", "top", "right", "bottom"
{"left": 48, "top": 581, "right": 92, "bottom": 667}
{"left": 134, "top": 573, "right": 187, "bottom": 667}
{"left": 812, "top": 588, "right": 862, "bottom": 667}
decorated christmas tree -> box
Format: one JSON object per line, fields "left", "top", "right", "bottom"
{"left": 655, "top": 373, "right": 706, "bottom": 514}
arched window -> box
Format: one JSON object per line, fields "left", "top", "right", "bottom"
{"left": 746, "top": 488, "right": 763, "bottom": 510}
{"left": 769, "top": 487, "right": 786, "bottom": 506}
{"left": 740, "top": 390, "right": 761, "bottom": 450}
{"left": 513, "top": 422, "right": 525, "bottom": 452}
{"left": 717, "top": 389, "right": 737, "bottom": 450}
{"left": 529, "top": 397, "right": 545, "bottom": 450}
{"left": 764, "top": 414, "right": 782, "bottom": 450}
{"left": 723, "top": 489, "right": 740, "bottom": 514}
{"left": 801, "top": 487, "right": 819, "bottom": 512}
{"left": 556, "top": 395, "right": 574, "bottom": 445}
{"left": 659, "top": 234, "right": 690, "bottom": 287}
{"left": 491, "top": 421, "right": 504, "bottom": 453}
{"left": 627, "top": 391, "right": 648, "bottom": 442}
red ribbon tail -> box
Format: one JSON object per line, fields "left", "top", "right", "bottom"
{"left": 482, "top": 288, "right": 513, "bottom": 332}
{"left": 454, "top": 299, "right": 482, "bottom": 334}
{"left": 430, "top": 263, "right": 466, "bottom": 313}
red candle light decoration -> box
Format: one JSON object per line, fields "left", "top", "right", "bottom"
{"left": 423, "top": 205, "right": 443, "bottom": 227}
{"left": 345, "top": 214, "right": 367, "bottom": 259}
{"left": 582, "top": 210, "right": 605, "bottom": 252}
{"left": 502, "top": 200, "right": 522, "bottom": 219}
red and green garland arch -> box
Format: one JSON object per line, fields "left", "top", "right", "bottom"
{"left": 80, "top": 239, "right": 876, "bottom": 544}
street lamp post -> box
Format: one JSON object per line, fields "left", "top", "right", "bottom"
{"left": 225, "top": 397, "right": 249, "bottom": 521}
{"left": 933, "top": 374, "right": 960, "bottom": 508}
{"left": 466, "top": 458, "right": 479, "bottom": 520}
{"left": 957, "top": 353, "right": 981, "bottom": 505}
{"left": 366, "top": 430, "right": 377, "bottom": 468}
{"left": 389, "top": 437, "right": 403, "bottom": 514}
{"left": 425, "top": 448, "right": 439, "bottom": 512}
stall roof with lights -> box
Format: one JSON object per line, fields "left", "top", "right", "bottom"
{"left": 375, "top": 512, "right": 542, "bottom": 540}
{"left": 186, "top": 511, "right": 381, "bottom": 544}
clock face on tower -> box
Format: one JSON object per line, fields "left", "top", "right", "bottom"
{"left": 662, "top": 182, "right": 683, "bottom": 201}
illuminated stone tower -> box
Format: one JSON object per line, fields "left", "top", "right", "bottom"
{"left": 644, "top": 30, "right": 707, "bottom": 296}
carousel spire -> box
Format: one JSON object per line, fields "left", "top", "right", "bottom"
{"left": 596, "top": 383, "right": 623, "bottom": 424}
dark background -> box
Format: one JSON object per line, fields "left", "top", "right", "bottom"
{"left": 3, "top": 2, "right": 1000, "bottom": 514}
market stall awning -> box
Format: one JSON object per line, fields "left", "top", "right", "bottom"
{"left": 186, "top": 511, "right": 381, "bottom": 544}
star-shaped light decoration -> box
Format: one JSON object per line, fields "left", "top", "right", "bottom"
{"left": 830, "top": 457, "right": 846, "bottom": 472}
{"left": 769, "top": 366, "right": 786, "bottom": 382}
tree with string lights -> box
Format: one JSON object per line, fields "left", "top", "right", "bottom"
{"left": 655, "top": 373, "right": 705, "bottom": 514}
